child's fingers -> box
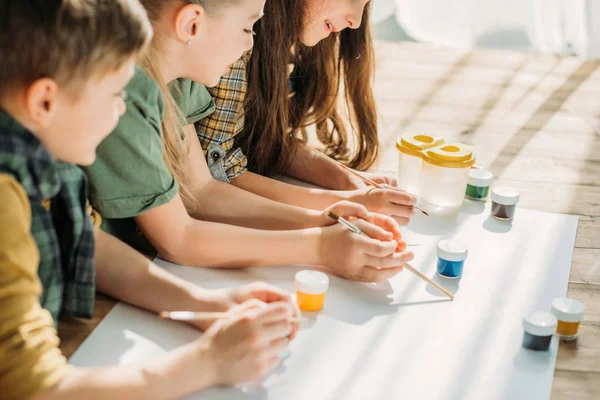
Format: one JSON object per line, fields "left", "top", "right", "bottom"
{"left": 244, "top": 282, "right": 293, "bottom": 304}
{"left": 329, "top": 201, "right": 369, "bottom": 220}
{"left": 254, "top": 302, "right": 295, "bottom": 325}
{"left": 257, "top": 355, "right": 282, "bottom": 379}
{"left": 396, "top": 240, "right": 407, "bottom": 253}
{"left": 367, "top": 212, "right": 402, "bottom": 240}
{"left": 377, "top": 200, "right": 415, "bottom": 219}
{"left": 379, "top": 185, "right": 417, "bottom": 205}
{"left": 355, "top": 235, "right": 397, "bottom": 258}
{"left": 391, "top": 216, "right": 411, "bottom": 227}
{"left": 352, "top": 219, "right": 393, "bottom": 241}
{"left": 230, "top": 298, "right": 267, "bottom": 316}
{"left": 259, "top": 321, "right": 294, "bottom": 344}
{"left": 355, "top": 265, "right": 405, "bottom": 283}
{"left": 364, "top": 251, "right": 414, "bottom": 270}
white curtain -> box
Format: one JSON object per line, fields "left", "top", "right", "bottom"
{"left": 369, "top": 0, "right": 600, "bottom": 58}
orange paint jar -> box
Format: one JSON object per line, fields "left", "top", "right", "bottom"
{"left": 294, "top": 270, "right": 329, "bottom": 312}
{"left": 551, "top": 297, "right": 584, "bottom": 341}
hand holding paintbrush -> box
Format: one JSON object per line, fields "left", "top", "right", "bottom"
{"left": 337, "top": 163, "right": 429, "bottom": 217}
{"left": 328, "top": 211, "right": 453, "bottom": 300}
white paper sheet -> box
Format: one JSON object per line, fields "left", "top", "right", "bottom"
{"left": 70, "top": 201, "right": 578, "bottom": 400}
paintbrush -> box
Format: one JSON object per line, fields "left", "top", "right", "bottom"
{"left": 327, "top": 211, "right": 453, "bottom": 300}
{"left": 327, "top": 211, "right": 419, "bottom": 246}
{"left": 159, "top": 311, "right": 306, "bottom": 323}
{"left": 327, "top": 211, "right": 364, "bottom": 235}
{"left": 401, "top": 263, "right": 454, "bottom": 300}
{"left": 338, "top": 163, "right": 429, "bottom": 216}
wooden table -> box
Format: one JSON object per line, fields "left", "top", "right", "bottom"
{"left": 59, "top": 41, "right": 600, "bottom": 399}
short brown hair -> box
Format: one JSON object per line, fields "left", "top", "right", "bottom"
{"left": 0, "top": 0, "right": 153, "bottom": 99}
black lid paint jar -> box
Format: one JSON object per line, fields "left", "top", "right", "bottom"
{"left": 522, "top": 312, "right": 557, "bottom": 351}
{"left": 491, "top": 187, "right": 520, "bottom": 221}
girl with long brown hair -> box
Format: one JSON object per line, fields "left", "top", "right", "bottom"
{"left": 197, "top": 0, "right": 414, "bottom": 225}
{"left": 84, "top": 0, "right": 415, "bottom": 283}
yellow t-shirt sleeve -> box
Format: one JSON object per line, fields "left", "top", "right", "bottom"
{"left": 88, "top": 203, "right": 102, "bottom": 232}
{"left": 0, "top": 174, "right": 70, "bottom": 400}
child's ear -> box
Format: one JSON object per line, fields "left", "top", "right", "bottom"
{"left": 26, "top": 78, "right": 59, "bottom": 128}
{"left": 174, "top": 3, "right": 206, "bottom": 44}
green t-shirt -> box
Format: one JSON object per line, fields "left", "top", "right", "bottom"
{"left": 84, "top": 66, "right": 215, "bottom": 253}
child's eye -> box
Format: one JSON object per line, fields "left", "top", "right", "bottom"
{"left": 244, "top": 29, "right": 256, "bottom": 36}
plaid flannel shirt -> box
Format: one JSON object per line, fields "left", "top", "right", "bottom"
{"left": 195, "top": 51, "right": 251, "bottom": 182}
{"left": 0, "top": 111, "right": 96, "bottom": 322}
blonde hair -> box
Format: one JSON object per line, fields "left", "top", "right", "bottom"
{"left": 0, "top": 0, "right": 152, "bottom": 100}
{"left": 139, "top": 0, "right": 236, "bottom": 204}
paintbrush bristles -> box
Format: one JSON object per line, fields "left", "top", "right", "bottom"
{"left": 416, "top": 206, "right": 430, "bottom": 216}
{"left": 327, "top": 211, "right": 340, "bottom": 221}
{"left": 327, "top": 211, "right": 363, "bottom": 235}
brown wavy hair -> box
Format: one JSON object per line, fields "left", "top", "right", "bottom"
{"left": 238, "top": 0, "right": 378, "bottom": 176}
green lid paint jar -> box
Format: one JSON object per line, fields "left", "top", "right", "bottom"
{"left": 465, "top": 169, "right": 493, "bottom": 201}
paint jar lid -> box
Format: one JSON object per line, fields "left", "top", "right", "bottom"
{"left": 551, "top": 297, "right": 584, "bottom": 322}
{"left": 491, "top": 186, "right": 520, "bottom": 206}
{"left": 522, "top": 312, "right": 558, "bottom": 336}
{"left": 468, "top": 169, "right": 494, "bottom": 187}
{"left": 396, "top": 133, "right": 445, "bottom": 157}
{"left": 294, "top": 270, "right": 329, "bottom": 295}
{"left": 437, "top": 240, "right": 468, "bottom": 262}
{"left": 423, "top": 143, "right": 476, "bottom": 169}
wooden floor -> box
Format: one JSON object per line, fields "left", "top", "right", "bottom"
{"left": 59, "top": 41, "right": 600, "bottom": 399}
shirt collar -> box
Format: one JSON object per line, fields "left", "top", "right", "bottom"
{"left": 0, "top": 110, "right": 61, "bottom": 199}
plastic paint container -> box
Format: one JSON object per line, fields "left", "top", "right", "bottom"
{"left": 294, "top": 270, "right": 329, "bottom": 312}
{"left": 396, "top": 133, "right": 445, "bottom": 196}
{"left": 421, "top": 143, "right": 476, "bottom": 208}
{"left": 491, "top": 187, "right": 520, "bottom": 221}
{"left": 522, "top": 312, "right": 557, "bottom": 351}
{"left": 465, "top": 169, "right": 494, "bottom": 201}
{"left": 551, "top": 297, "right": 584, "bottom": 341}
{"left": 436, "top": 240, "right": 468, "bottom": 279}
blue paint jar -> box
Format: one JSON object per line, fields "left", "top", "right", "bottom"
{"left": 436, "top": 240, "right": 468, "bottom": 279}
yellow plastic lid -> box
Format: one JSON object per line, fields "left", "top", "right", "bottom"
{"left": 396, "top": 133, "right": 445, "bottom": 157}
{"left": 423, "top": 143, "right": 475, "bottom": 168}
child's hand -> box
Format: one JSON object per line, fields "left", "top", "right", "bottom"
{"left": 347, "top": 185, "right": 417, "bottom": 226}
{"left": 319, "top": 202, "right": 408, "bottom": 253}
{"left": 318, "top": 218, "right": 414, "bottom": 282}
{"left": 318, "top": 201, "right": 371, "bottom": 227}
{"left": 202, "top": 301, "right": 296, "bottom": 386}
{"left": 211, "top": 284, "right": 301, "bottom": 339}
